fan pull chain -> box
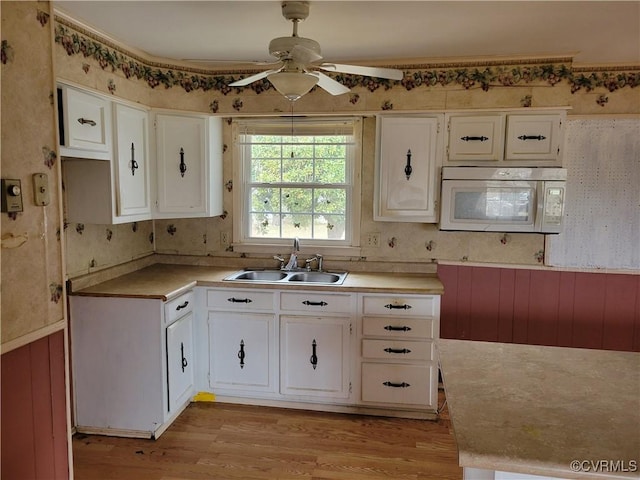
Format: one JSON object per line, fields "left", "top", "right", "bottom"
{"left": 290, "top": 102, "right": 295, "bottom": 158}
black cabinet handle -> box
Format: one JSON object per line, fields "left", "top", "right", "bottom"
{"left": 238, "top": 339, "right": 245, "bottom": 369}
{"left": 130, "top": 142, "right": 138, "bottom": 176}
{"left": 517, "top": 134, "right": 546, "bottom": 141}
{"left": 383, "top": 381, "right": 410, "bottom": 388}
{"left": 384, "top": 347, "right": 412, "bottom": 354}
{"left": 384, "top": 303, "right": 412, "bottom": 310}
{"left": 404, "top": 149, "right": 412, "bottom": 180}
{"left": 310, "top": 339, "right": 318, "bottom": 370}
{"left": 180, "top": 342, "right": 188, "bottom": 373}
{"left": 77, "top": 117, "right": 96, "bottom": 127}
{"left": 228, "top": 297, "right": 253, "bottom": 303}
{"left": 179, "top": 147, "right": 187, "bottom": 177}
{"left": 302, "top": 300, "right": 328, "bottom": 307}
{"left": 461, "top": 135, "right": 489, "bottom": 142}
{"left": 384, "top": 325, "right": 412, "bottom": 332}
{"left": 175, "top": 301, "right": 189, "bottom": 310}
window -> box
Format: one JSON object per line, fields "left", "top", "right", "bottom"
{"left": 233, "top": 117, "right": 362, "bottom": 253}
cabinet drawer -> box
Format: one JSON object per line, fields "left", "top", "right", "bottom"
{"left": 361, "top": 363, "right": 434, "bottom": 406}
{"left": 63, "top": 86, "right": 111, "bottom": 153}
{"left": 362, "top": 316, "right": 433, "bottom": 339}
{"left": 362, "top": 295, "right": 436, "bottom": 317}
{"left": 207, "top": 289, "right": 274, "bottom": 311}
{"left": 280, "top": 292, "right": 352, "bottom": 314}
{"left": 505, "top": 114, "right": 561, "bottom": 161}
{"left": 447, "top": 113, "right": 505, "bottom": 162}
{"left": 362, "top": 339, "right": 433, "bottom": 361}
{"left": 164, "top": 290, "right": 194, "bottom": 325}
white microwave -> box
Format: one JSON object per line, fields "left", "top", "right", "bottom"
{"left": 440, "top": 167, "right": 567, "bottom": 233}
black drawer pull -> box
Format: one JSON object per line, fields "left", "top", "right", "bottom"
{"left": 383, "top": 381, "right": 410, "bottom": 388}
{"left": 384, "top": 303, "right": 412, "bottom": 310}
{"left": 175, "top": 301, "right": 189, "bottom": 310}
{"left": 310, "top": 339, "right": 318, "bottom": 370}
{"left": 302, "top": 300, "right": 328, "bottom": 307}
{"left": 228, "top": 297, "right": 253, "bottom": 303}
{"left": 180, "top": 342, "right": 188, "bottom": 373}
{"left": 384, "top": 347, "right": 412, "bottom": 354}
{"left": 384, "top": 325, "right": 412, "bottom": 332}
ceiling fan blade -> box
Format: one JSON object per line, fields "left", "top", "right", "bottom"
{"left": 319, "top": 63, "right": 404, "bottom": 81}
{"left": 184, "top": 59, "right": 281, "bottom": 67}
{"left": 290, "top": 44, "right": 323, "bottom": 65}
{"left": 313, "top": 72, "right": 350, "bottom": 96}
{"left": 229, "top": 68, "right": 282, "bottom": 87}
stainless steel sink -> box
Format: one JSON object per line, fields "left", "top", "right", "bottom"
{"left": 224, "top": 269, "right": 347, "bottom": 285}
{"left": 233, "top": 270, "right": 288, "bottom": 281}
{"left": 287, "top": 272, "right": 343, "bottom": 284}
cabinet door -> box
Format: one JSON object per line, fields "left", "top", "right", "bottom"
{"left": 447, "top": 114, "right": 505, "bottom": 162}
{"left": 155, "top": 114, "right": 208, "bottom": 215}
{"left": 505, "top": 114, "right": 562, "bottom": 162}
{"left": 280, "top": 315, "right": 351, "bottom": 399}
{"left": 375, "top": 116, "right": 442, "bottom": 222}
{"left": 114, "top": 103, "right": 151, "bottom": 218}
{"left": 166, "top": 312, "right": 194, "bottom": 413}
{"left": 62, "top": 86, "right": 111, "bottom": 156}
{"left": 209, "top": 311, "right": 275, "bottom": 393}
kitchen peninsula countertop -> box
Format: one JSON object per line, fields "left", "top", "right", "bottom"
{"left": 70, "top": 263, "right": 444, "bottom": 299}
{"left": 438, "top": 339, "right": 640, "bottom": 480}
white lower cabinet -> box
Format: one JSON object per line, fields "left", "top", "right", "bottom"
{"left": 209, "top": 311, "right": 276, "bottom": 393}
{"left": 280, "top": 315, "right": 351, "bottom": 399}
{"left": 70, "top": 290, "right": 194, "bottom": 438}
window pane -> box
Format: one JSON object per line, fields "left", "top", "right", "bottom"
{"left": 251, "top": 158, "right": 281, "bottom": 183}
{"left": 250, "top": 187, "right": 280, "bottom": 212}
{"left": 249, "top": 213, "right": 281, "bottom": 238}
{"left": 315, "top": 188, "right": 346, "bottom": 214}
{"left": 282, "top": 158, "right": 313, "bottom": 183}
{"left": 282, "top": 213, "right": 312, "bottom": 238}
{"left": 315, "top": 158, "right": 346, "bottom": 183}
{"left": 282, "top": 188, "right": 312, "bottom": 213}
{"left": 314, "top": 214, "right": 346, "bottom": 240}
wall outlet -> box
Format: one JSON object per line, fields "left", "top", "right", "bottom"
{"left": 366, "top": 233, "right": 380, "bottom": 247}
{"left": 220, "top": 231, "right": 229, "bottom": 246}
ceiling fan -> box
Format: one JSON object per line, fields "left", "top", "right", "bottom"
{"left": 227, "top": 1, "right": 404, "bottom": 101}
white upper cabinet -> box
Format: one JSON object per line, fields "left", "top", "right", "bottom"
{"left": 114, "top": 103, "right": 151, "bottom": 218}
{"left": 447, "top": 113, "right": 505, "bottom": 162}
{"left": 59, "top": 85, "right": 112, "bottom": 160}
{"left": 374, "top": 115, "right": 443, "bottom": 223}
{"left": 154, "top": 112, "right": 223, "bottom": 219}
{"left": 445, "top": 109, "right": 566, "bottom": 166}
{"left": 505, "top": 114, "right": 563, "bottom": 162}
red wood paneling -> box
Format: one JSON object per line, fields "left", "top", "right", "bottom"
{"left": 1, "top": 331, "right": 69, "bottom": 480}
{"left": 438, "top": 264, "right": 640, "bottom": 352}
{"left": 468, "top": 267, "right": 501, "bottom": 341}
{"left": 497, "top": 269, "right": 516, "bottom": 342}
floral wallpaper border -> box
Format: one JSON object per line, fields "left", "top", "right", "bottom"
{"left": 54, "top": 18, "right": 639, "bottom": 99}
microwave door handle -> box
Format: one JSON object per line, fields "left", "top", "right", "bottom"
{"left": 534, "top": 181, "right": 544, "bottom": 231}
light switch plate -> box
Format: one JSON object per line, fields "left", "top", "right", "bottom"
{"left": 33, "top": 173, "right": 50, "bottom": 206}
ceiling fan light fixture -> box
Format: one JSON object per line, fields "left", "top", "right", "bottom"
{"left": 268, "top": 71, "right": 319, "bottom": 101}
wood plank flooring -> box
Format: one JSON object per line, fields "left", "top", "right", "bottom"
{"left": 72, "top": 393, "right": 462, "bottom": 480}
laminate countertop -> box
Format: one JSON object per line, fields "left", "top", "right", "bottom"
{"left": 71, "top": 263, "right": 444, "bottom": 300}
{"left": 438, "top": 339, "right": 640, "bottom": 480}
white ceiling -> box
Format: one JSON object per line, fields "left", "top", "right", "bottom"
{"left": 53, "top": 1, "right": 640, "bottom": 67}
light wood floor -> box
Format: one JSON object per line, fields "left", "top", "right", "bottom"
{"left": 72, "top": 392, "right": 462, "bottom": 480}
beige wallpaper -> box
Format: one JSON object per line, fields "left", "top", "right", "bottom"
{"left": 1, "top": 2, "right": 64, "bottom": 344}
{"left": 52, "top": 15, "right": 640, "bottom": 277}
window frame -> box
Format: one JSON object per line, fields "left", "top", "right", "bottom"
{"left": 232, "top": 116, "right": 362, "bottom": 256}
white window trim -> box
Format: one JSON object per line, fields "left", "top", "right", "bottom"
{"left": 232, "top": 117, "right": 362, "bottom": 257}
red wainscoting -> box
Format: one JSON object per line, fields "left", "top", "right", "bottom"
{"left": 437, "top": 264, "right": 640, "bottom": 352}
{"left": 1, "top": 331, "right": 69, "bottom": 479}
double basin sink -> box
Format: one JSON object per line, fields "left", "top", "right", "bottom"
{"left": 224, "top": 269, "right": 348, "bottom": 285}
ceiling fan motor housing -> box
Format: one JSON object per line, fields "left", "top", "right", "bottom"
{"left": 269, "top": 36, "right": 321, "bottom": 59}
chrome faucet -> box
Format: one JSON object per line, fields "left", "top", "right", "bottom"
{"left": 283, "top": 237, "right": 300, "bottom": 271}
